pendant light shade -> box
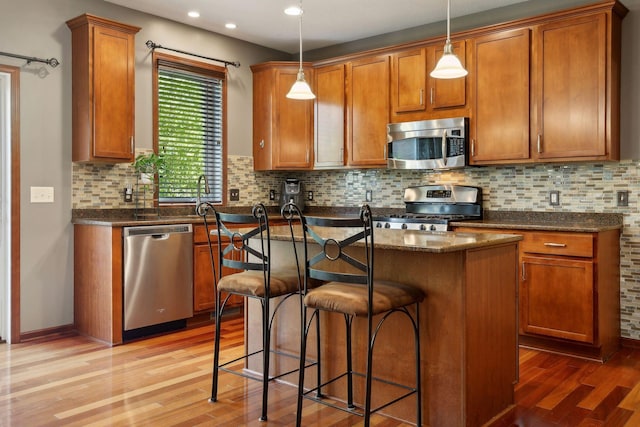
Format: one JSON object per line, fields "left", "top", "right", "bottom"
{"left": 430, "top": 0, "right": 468, "bottom": 79}
{"left": 287, "top": 3, "right": 315, "bottom": 100}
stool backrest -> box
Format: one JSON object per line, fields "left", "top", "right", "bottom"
{"left": 213, "top": 203, "right": 271, "bottom": 277}
{"left": 284, "top": 203, "right": 374, "bottom": 291}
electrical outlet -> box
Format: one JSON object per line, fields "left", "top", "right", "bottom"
{"left": 617, "top": 190, "right": 629, "bottom": 207}
{"left": 549, "top": 190, "right": 560, "bottom": 206}
{"left": 365, "top": 189, "right": 373, "bottom": 202}
{"left": 229, "top": 189, "right": 240, "bottom": 201}
{"left": 269, "top": 189, "right": 276, "bottom": 201}
{"left": 307, "top": 190, "right": 314, "bottom": 201}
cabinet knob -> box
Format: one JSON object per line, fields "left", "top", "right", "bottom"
{"left": 259, "top": 139, "right": 265, "bottom": 149}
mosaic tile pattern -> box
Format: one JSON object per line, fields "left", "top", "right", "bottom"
{"left": 73, "top": 156, "right": 640, "bottom": 339}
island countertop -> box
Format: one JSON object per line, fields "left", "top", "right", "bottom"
{"left": 267, "top": 224, "right": 522, "bottom": 253}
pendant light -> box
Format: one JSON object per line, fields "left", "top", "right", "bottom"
{"left": 286, "top": 2, "right": 315, "bottom": 99}
{"left": 430, "top": 0, "right": 468, "bottom": 79}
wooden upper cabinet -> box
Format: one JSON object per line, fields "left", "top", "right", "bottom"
{"left": 314, "top": 64, "right": 345, "bottom": 168}
{"left": 67, "top": 14, "right": 140, "bottom": 163}
{"left": 426, "top": 40, "right": 467, "bottom": 111}
{"left": 390, "top": 48, "right": 426, "bottom": 115}
{"left": 532, "top": 12, "right": 613, "bottom": 161}
{"left": 251, "top": 62, "right": 314, "bottom": 171}
{"left": 390, "top": 41, "right": 467, "bottom": 123}
{"left": 346, "top": 55, "right": 390, "bottom": 167}
{"left": 470, "top": 28, "right": 531, "bottom": 164}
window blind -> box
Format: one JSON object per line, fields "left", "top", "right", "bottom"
{"left": 157, "top": 63, "right": 224, "bottom": 203}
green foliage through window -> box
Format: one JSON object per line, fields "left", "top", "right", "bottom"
{"left": 155, "top": 56, "right": 225, "bottom": 204}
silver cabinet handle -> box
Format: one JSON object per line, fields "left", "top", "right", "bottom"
{"left": 259, "top": 139, "right": 265, "bottom": 149}
{"left": 441, "top": 129, "right": 447, "bottom": 166}
{"left": 544, "top": 242, "right": 567, "bottom": 248}
{"left": 521, "top": 262, "right": 526, "bottom": 281}
{"left": 419, "top": 88, "right": 424, "bottom": 106}
{"left": 383, "top": 144, "right": 387, "bottom": 160}
{"left": 130, "top": 136, "right": 134, "bottom": 154}
{"left": 306, "top": 148, "right": 309, "bottom": 163}
{"left": 471, "top": 139, "right": 475, "bottom": 157}
{"left": 430, "top": 87, "right": 434, "bottom": 105}
{"left": 537, "top": 134, "right": 542, "bottom": 153}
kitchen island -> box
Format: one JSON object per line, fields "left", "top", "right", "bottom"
{"left": 245, "top": 225, "right": 522, "bottom": 427}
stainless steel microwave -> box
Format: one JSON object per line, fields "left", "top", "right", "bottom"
{"left": 387, "top": 117, "right": 469, "bottom": 170}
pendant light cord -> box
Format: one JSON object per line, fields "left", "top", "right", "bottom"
{"left": 298, "top": 7, "right": 304, "bottom": 71}
{"left": 446, "top": 0, "right": 451, "bottom": 43}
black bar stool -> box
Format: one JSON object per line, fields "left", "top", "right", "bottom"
{"left": 286, "top": 203, "right": 424, "bottom": 427}
{"left": 197, "top": 202, "right": 309, "bottom": 422}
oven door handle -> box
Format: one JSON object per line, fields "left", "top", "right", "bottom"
{"left": 441, "top": 129, "right": 448, "bottom": 166}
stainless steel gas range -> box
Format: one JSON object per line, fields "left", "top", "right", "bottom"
{"left": 374, "top": 185, "right": 482, "bottom": 231}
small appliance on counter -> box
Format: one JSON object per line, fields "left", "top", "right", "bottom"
{"left": 279, "top": 178, "right": 305, "bottom": 211}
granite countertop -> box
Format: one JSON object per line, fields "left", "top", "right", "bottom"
{"left": 268, "top": 224, "right": 522, "bottom": 254}
{"left": 451, "top": 211, "right": 623, "bottom": 233}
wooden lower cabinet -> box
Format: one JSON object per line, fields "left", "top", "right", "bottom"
{"left": 455, "top": 226, "right": 620, "bottom": 361}
{"left": 192, "top": 225, "right": 243, "bottom": 312}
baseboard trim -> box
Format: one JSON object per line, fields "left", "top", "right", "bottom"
{"left": 621, "top": 337, "right": 640, "bottom": 349}
{"left": 20, "top": 324, "right": 76, "bottom": 343}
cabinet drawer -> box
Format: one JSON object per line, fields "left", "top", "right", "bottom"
{"left": 521, "top": 232, "right": 593, "bottom": 257}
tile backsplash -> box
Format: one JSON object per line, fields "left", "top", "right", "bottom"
{"left": 73, "top": 156, "right": 640, "bottom": 340}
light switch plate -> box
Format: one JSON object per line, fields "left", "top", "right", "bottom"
{"left": 549, "top": 190, "right": 560, "bottom": 206}
{"left": 229, "top": 189, "right": 240, "bottom": 201}
{"left": 30, "top": 186, "right": 54, "bottom": 203}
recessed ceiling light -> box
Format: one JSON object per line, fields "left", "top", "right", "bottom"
{"left": 188, "top": 11, "right": 200, "bottom": 18}
{"left": 284, "top": 6, "right": 303, "bottom": 16}
{"left": 225, "top": 22, "right": 237, "bottom": 29}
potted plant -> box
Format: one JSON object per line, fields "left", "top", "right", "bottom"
{"left": 133, "top": 152, "right": 166, "bottom": 184}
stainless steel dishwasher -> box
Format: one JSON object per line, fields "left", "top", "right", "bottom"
{"left": 123, "top": 224, "right": 193, "bottom": 338}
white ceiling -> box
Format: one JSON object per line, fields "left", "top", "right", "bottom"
{"left": 104, "top": 0, "right": 528, "bottom": 54}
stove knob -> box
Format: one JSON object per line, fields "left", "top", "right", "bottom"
{"left": 420, "top": 224, "right": 427, "bottom": 231}
{"left": 385, "top": 223, "right": 391, "bottom": 229}
{"left": 429, "top": 224, "right": 437, "bottom": 231}
{"left": 401, "top": 223, "right": 408, "bottom": 230}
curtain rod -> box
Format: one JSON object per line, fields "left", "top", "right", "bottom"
{"left": 146, "top": 40, "right": 240, "bottom": 68}
{"left": 0, "top": 51, "right": 60, "bottom": 68}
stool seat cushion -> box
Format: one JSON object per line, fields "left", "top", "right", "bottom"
{"left": 304, "top": 281, "right": 424, "bottom": 316}
{"left": 218, "top": 268, "right": 303, "bottom": 298}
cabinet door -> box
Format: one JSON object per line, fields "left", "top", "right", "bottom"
{"left": 274, "top": 67, "right": 314, "bottom": 169}
{"left": 193, "top": 238, "right": 243, "bottom": 312}
{"left": 193, "top": 243, "right": 217, "bottom": 312}
{"left": 532, "top": 13, "right": 607, "bottom": 160}
{"left": 521, "top": 255, "right": 594, "bottom": 343}
{"left": 93, "top": 25, "right": 135, "bottom": 160}
{"left": 471, "top": 28, "right": 530, "bottom": 164}
{"left": 426, "top": 40, "right": 467, "bottom": 110}
{"left": 314, "top": 64, "right": 345, "bottom": 167}
{"left": 391, "top": 48, "right": 426, "bottom": 114}
{"left": 346, "top": 55, "right": 390, "bottom": 166}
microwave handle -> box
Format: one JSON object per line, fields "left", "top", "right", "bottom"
{"left": 442, "top": 129, "right": 447, "bottom": 166}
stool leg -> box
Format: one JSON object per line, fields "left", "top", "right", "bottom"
{"left": 363, "top": 316, "right": 373, "bottom": 427}
{"left": 210, "top": 290, "right": 222, "bottom": 403}
{"left": 296, "top": 307, "right": 311, "bottom": 427}
{"left": 345, "top": 315, "right": 355, "bottom": 409}
{"left": 414, "top": 303, "right": 422, "bottom": 426}
{"left": 260, "top": 298, "right": 270, "bottom": 421}
{"left": 315, "top": 309, "right": 322, "bottom": 398}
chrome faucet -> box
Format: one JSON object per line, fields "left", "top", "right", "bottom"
{"left": 196, "top": 174, "right": 211, "bottom": 214}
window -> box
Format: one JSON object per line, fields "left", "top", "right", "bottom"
{"left": 153, "top": 52, "right": 226, "bottom": 204}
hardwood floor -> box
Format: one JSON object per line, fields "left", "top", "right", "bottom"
{"left": 1, "top": 316, "right": 640, "bottom": 426}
